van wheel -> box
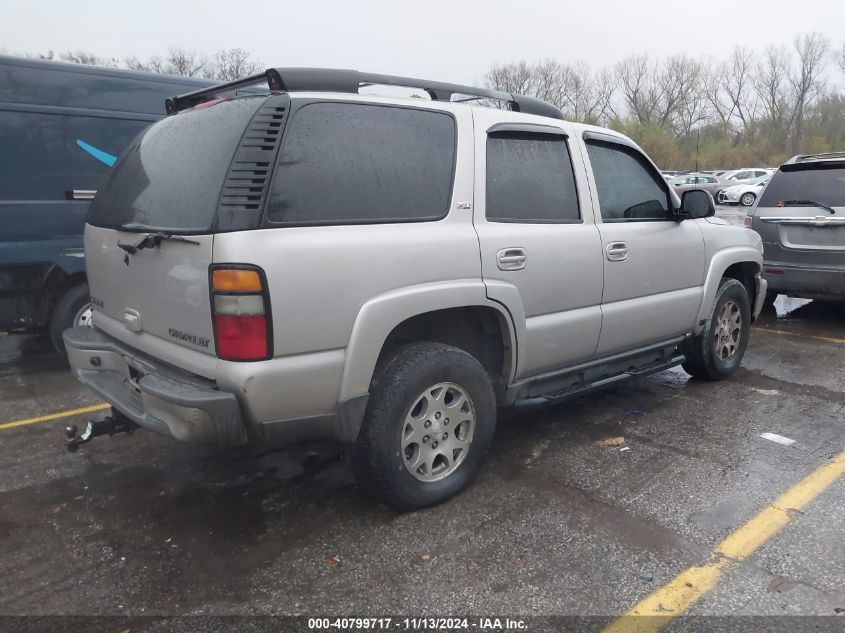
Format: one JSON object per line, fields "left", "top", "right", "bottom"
{"left": 682, "top": 278, "right": 751, "bottom": 381}
{"left": 352, "top": 342, "right": 496, "bottom": 512}
{"left": 49, "top": 283, "right": 92, "bottom": 356}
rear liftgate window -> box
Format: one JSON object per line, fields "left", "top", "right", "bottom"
{"left": 87, "top": 98, "right": 264, "bottom": 233}
{"left": 759, "top": 165, "right": 845, "bottom": 207}
{"left": 265, "top": 102, "right": 456, "bottom": 225}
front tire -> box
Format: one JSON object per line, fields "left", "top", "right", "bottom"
{"left": 352, "top": 342, "right": 496, "bottom": 512}
{"left": 740, "top": 192, "right": 757, "bottom": 207}
{"left": 49, "top": 283, "right": 92, "bottom": 356}
{"left": 682, "top": 278, "right": 751, "bottom": 381}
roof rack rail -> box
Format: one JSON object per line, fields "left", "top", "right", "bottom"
{"left": 165, "top": 67, "right": 564, "bottom": 120}
{"left": 795, "top": 151, "right": 845, "bottom": 162}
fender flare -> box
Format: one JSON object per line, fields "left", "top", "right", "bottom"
{"left": 693, "top": 247, "right": 763, "bottom": 334}
{"left": 338, "top": 280, "right": 520, "bottom": 402}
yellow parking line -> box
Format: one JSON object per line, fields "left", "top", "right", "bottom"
{"left": 762, "top": 328, "right": 845, "bottom": 345}
{"left": 602, "top": 449, "right": 845, "bottom": 633}
{"left": 0, "top": 403, "right": 110, "bottom": 431}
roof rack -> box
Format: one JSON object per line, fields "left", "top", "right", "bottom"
{"left": 795, "top": 151, "right": 845, "bottom": 162}
{"left": 165, "top": 67, "right": 564, "bottom": 120}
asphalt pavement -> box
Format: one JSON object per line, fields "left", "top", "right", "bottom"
{"left": 1, "top": 206, "right": 843, "bottom": 631}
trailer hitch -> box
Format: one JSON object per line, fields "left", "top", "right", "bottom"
{"left": 65, "top": 411, "right": 138, "bottom": 452}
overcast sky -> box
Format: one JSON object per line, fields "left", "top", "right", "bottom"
{"left": 2, "top": 0, "right": 843, "bottom": 84}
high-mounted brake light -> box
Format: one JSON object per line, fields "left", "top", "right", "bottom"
{"left": 210, "top": 266, "right": 271, "bottom": 361}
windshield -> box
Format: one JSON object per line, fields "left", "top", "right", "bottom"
{"left": 758, "top": 164, "right": 845, "bottom": 208}
{"left": 87, "top": 97, "right": 263, "bottom": 233}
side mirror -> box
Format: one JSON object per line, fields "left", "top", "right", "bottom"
{"left": 679, "top": 189, "right": 715, "bottom": 220}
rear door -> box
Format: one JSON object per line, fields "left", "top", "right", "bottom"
{"left": 84, "top": 96, "right": 268, "bottom": 378}
{"left": 473, "top": 110, "right": 604, "bottom": 379}
{"left": 580, "top": 133, "right": 705, "bottom": 356}
{"left": 752, "top": 162, "right": 845, "bottom": 269}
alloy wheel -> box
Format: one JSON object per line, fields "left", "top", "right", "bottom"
{"left": 401, "top": 382, "right": 475, "bottom": 482}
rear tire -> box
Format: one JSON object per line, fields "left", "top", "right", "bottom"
{"left": 682, "top": 278, "right": 751, "bottom": 381}
{"left": 49, "top": 283, "right": 91, "bottom": 356}
{"left": 740, "top": 192, "right": 757, "bottom": 207}
{"left": 352, "top": 342, "right": 496, "bottom": 512}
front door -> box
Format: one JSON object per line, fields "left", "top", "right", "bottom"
{"left": 580, "top": 135, "right": 705, "bottom": 356}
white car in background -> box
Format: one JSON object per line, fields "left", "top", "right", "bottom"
{"left": 718, "top": 174, "right": 770, "bottom": 206}
{"left": 721, "top": 168, "right": 773, "bottom": 184}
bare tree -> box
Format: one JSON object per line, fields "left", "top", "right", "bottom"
{"left": 210, "top": 48, "right": 262, "bottom": 81}
{"left": 59, "top": 50, "right": 120, "bottom": 67}
{"left": 839, "top": 42, "right": 845, "bottom": 76}
{"left": 787, "top": 32, "right": 830, "bottom": 150}
{"left": 531, "top": 59, "right": 565, "bottom": 108}
{"left": 720, "top": 46, "right": 758, "bottom": 137}
{"left": 166, "top": 47, "right": 209, "bottom": 77}
{"left": 615, "top": 54, "right": 662, "bottom": 124}
{"left": 484, "top": 60, "right": 534, "bottom": 96}
{"left": 754, "top": 45, "right": 791, "bottom": 134}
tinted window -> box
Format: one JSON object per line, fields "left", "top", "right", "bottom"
{"left": 486, "top": 133, "right": 580, "bottom": 223}
{"left": 265, "top": 102, "right": 455, "bottom": 225}
{"left": 0, "top": 110, "right": 150, "bottom": 200}
{"left": 88, "top": 97, "right": 263, "bottom": 232}
{"left": 758, "top": 165, "right": 845, "bottom": 207}
{"left": 586, "top": 141, "right": 671, "bottom": 221}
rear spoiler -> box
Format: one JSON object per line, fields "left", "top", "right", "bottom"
{"left": 165, "top": 67, "right": 564, "bottom": 120}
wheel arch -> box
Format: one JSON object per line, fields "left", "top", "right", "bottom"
{"left": 339, "top": 281, "right": 518, "bottom": 405}
{"left": 694, "top": 248, "right": 763, "bottom": 334}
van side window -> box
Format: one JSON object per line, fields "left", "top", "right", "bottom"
{"left": 0, "top": 112, "right": 148, "bottom": 200}
{"left": 485, "top": 132, "right": 580, "bottom": 223}
{"left": 265, "top": 102, "right": 456, "bottom": 226}
{"left": 585, "top": 141, "right": 671, "bottom": 222}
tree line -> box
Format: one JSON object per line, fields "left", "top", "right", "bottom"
{"left": 13, "top": 46, "right": 263, "bottom": 82}
{"left": 484, "top": 33, "right": 845, "bottom": 169}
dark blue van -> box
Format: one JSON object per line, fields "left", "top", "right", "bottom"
{"left": 0, "top": 56, "right": 212, "bottom": 353}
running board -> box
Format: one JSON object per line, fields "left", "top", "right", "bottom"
{"left": 514, "top": 354, "right": 686, "bottom": 406}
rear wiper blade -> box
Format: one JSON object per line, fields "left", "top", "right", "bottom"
{"left": 777, "top": 199, "right": 836, "bottom": 214}
{"left": 117, "top": 232, "right": 200, "bottom": 256}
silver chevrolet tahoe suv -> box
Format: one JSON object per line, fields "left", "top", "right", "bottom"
{"left": 65, "top": 68, "right": 767, "bottom": 511}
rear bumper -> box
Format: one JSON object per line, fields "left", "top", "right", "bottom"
{"left": 763, "top": 260, "right": 845, "bottom": 299}
{"left": 64, "top": 326, "right": 248, "bottom": 447}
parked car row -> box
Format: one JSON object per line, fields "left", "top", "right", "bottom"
{"left": 662, "top": 168, "right": 775, "bottom": 206}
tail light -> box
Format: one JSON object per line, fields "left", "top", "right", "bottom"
{"left": 744, "top": 215, "right": 753, "bottom": 228}
{"left": 210, "top": 266, "right": 271, "bottom": 361}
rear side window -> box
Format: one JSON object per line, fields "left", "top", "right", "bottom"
{"left": 586, "top": 141, "right": 671, "bottom": 221}
{"left": 758, "top": 165, "right": 845, "bottom": 207}
{"left": 485, "top": 132, "right": 580, "bottom": 223}
{"left": 87, "top": 97, "right": 263, "bottom": 232}
{"left": 265, "top": 102, "right": 456, "bottom": 225}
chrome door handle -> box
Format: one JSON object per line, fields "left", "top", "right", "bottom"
{"left": 69, "top": 189, "right": 97, "bottom": 200}
{"left": 497, "top": 247, "right": 527, "bottom": 271}
{"left": 605, "top": 241, "right": 628, "bottom": 261}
